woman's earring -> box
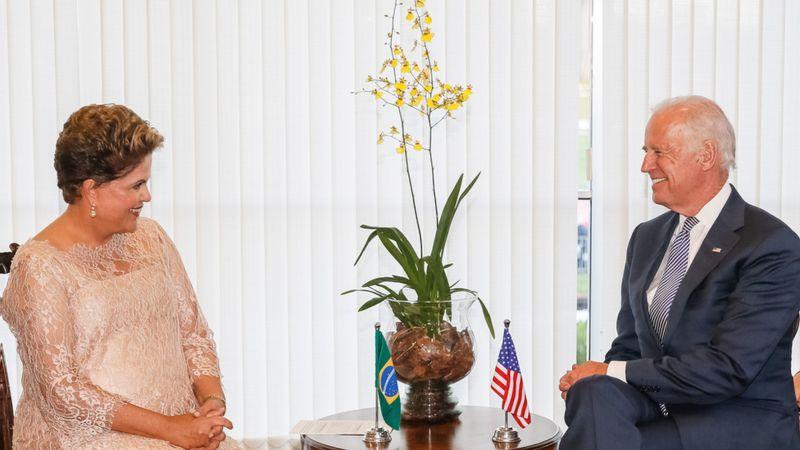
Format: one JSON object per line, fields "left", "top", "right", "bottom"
{"left": 90, "top": 203, "right": 97, "bottom": 218}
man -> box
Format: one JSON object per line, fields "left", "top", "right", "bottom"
{"left": 559, "top": 96, "right": 800, "bottom": 450}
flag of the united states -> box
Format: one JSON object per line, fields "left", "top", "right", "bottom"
{"left": 491, "top": 328, "right": 532, "bottom": 428}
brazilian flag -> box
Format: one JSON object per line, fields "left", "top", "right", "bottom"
{"left": 375, "top": 330, "right": 401, "bottom": 430}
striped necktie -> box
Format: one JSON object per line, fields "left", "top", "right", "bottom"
{"left": 649, "top": 216, "right": 699, "bottom": 342}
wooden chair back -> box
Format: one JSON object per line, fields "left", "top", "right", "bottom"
{"left": 0, "top": 243, "right": 17, "bottom": 449}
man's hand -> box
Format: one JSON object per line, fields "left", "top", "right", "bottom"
{"left": 558, "top": 361, "right": 609, "bottom": 400}
{"left": 793, "top": 371, "right": 800, "bottom": 407}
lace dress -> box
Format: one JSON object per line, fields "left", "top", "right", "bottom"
{"left": 0, "top": 218, "right": 242, "bottom": 449}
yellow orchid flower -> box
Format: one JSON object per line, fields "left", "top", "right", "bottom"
{"left": 432, "top": 93, "right": 441, "bottom": 103}
{"left": 390, "top": 126, "right": 399, "bottom": 134}
{"left": 410, "top": 88, "right": 419, "bottom": 97}
{"left": 424, "top": 14, "right": 432, "bottom": 25}
{"left": 396, "top": 146, "right": 405, "bottom": 154}
{"left": 445, "top": 102, "right": 459, "bottom": 111}
{"left": 421, "top": 30, "right": 434, "bottom": 43}
{"left": 432, "top": 62, "right": 440, "bottom": 72}
{"left": 414, "top": 141, "right": 423, "bottom": 151}
{"left": 395, "top": 81, "right": 407, "bottom": 91}
{"left": 390, "top": 59, "right": 398, "bottom": 68}
{"left": 427, "top": 98, "right": 436, "bottom": 108}
{"left": 377, "top": 133, "right": 384, "bottom": 144}
{"left": 396, "top": 98, "right": 404, "bottom": 107}
{"left": 416, "top": 0, "right": 425, "bottom": 6}
{"left": 424, "top": 84, "right": 433, "bottom": 93}
{"left": 373, "top": 90, "right": 383, "bottom": 99}
{"left": 406, "top": 10, "right": 414, "bottom": 21}
{"left": 401, "top": 63, "right": 411, "bottom": 73}
{"left": 412, "top": 63, "right": 421, "bottom": 72}
{"left": 411, "top": 96, "right": 423, "bottom": 106}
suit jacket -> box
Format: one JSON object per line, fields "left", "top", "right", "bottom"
{"left": 605, "top": 186, "right": 800, "bottom": 450}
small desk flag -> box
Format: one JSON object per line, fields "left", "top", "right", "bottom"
{"left": 375, "top": 330, "right": 401, "bottom": 430}
{"left": 491, "top": 328, "right": 532, "bottom": 428}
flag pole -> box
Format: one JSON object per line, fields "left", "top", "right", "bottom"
{"left": 492, "top": 319, "right": 522, "bottom": 444}
{"left": 363, "top": 322, "right": 392, "bottom": 445}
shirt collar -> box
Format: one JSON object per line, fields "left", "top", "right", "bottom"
{"left": 676, "top": 183, "right": 732, "bottom": 232}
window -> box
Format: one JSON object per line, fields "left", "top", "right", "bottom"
{"left": 576, "top": 0, "right": 592, "bottom": 364}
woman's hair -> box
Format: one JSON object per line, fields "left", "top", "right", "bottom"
{"left": 54, "top": 104, "right": 164, "bottom": 203}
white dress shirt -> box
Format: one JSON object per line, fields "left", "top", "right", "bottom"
{"left": 607, "top": 183, "right": 733, "bottom": 383}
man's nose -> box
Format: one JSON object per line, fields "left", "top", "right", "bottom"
{"left": 641, "top": 152, "right": 654, "bottom": 173}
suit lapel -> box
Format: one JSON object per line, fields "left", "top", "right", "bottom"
{"left": 661, "top": 187, "right": 745, "bottom": 347}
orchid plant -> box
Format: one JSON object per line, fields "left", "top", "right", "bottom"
{"left": 344, "top": 0, "right": 494, "bottom": 339}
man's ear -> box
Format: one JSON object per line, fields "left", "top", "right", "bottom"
{"left": 697, "top": 139, "right": 719, "bottom": 171}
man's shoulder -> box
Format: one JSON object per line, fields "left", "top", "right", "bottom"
{"left": 740, "top": 202, "right": 800, "bottom": 247}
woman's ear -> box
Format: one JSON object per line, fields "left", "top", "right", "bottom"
{"left": 80, "top": 179, "right": 98, "bottom": 203}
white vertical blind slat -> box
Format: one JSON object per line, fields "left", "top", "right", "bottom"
{"left": 330, "top": 0, "right": 359, "bottom": 413}
{"left": 237, "top": 0, "right": 268, "bottom": 435}
{"left": 284, "top": 0, "right": 314, "bottom": 422}
{"left": 101, "top": 0, "right": 125, "bottom": 103}
{"left": 735, "top": 0, "right": 761, "bottom": 201}
{"left": 216, "top": 0, "right": 244, "bottom": 433}
{"left": 553, "top": 0, "right": 580, "bottom": 424}
{"left": 308, "top": 0, "right": 336, "bottom": 420}
{"left": 147, "top": 0, "right": 174, "bottom": 233}
{"left": 758, "top": 0, "right": 783, "bottom": 217}
{"left": 464, "top": 0, "right": 493, "bottom": 409}
{"left": 530, "top": 0, "right": 555, "bottom": 419}
{"left": 77, "top": 0, "right": 103, "bottom": 104}
{"left": 262, "top": 0, "right": 290, "bottom": 436}
{"left": 29, "top": 0, "right": 60, "bottom": 228}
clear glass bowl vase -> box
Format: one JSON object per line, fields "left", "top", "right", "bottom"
{"left": 382, "top": 296, "right": 477, "bottom": 423}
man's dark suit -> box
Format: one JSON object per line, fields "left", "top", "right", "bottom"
{"left": 567, "top": 186, "right": 800, "bottom": 450}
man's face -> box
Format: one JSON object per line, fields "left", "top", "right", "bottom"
{"left": 641, "top": 111, "right": 708, "bottom": 213}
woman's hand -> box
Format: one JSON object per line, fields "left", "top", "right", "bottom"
{"left": 794, "top": 371, "right": 800, "bottom": 407}
{"left": 165, "top": 413, "right": 232, "bottom": 449}
{"left": 189, "top": 397, "right": 228, "bottom": 449}
{"left": 194, "top": 396, "right": 226, "bottom": 418}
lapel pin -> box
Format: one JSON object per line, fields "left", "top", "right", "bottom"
{"left": 712, "top": 247, "right": 722, "bottom": 253}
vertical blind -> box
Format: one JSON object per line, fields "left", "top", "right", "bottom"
{"left": 592, "top": 0, "right": 800, "bottom": 371}
{"left": 0, "top": 0, "right": 581, "bottom": 439}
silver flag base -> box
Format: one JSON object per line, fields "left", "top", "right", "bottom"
{"left": 492, "top": 425, "right": 521, "bottom": 443}
{"left": 362, "top": 427, "right": 392, "bottom": 444}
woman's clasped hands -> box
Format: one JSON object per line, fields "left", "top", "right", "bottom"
{"left": 169, "top": 397, "right": 231, "bottom": 450}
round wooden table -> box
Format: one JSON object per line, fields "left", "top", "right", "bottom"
{"left": 301, "top": 406, "right": 561, "bottom": 450}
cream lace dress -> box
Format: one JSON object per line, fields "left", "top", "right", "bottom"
{"left": 0, "top": 218, "right": 242, "bottom": 449}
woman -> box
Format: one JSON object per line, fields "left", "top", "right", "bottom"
{"left": 0, "top": 104, "right": 241, "bottom": 449}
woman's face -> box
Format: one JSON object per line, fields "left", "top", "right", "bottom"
{"left": 92, "top": 155, "right": 152, "bottom": 234}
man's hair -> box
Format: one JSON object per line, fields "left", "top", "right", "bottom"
{"left": 651, "top": 95, "right": 736, "bottom": 171}
{"left": 54, "top": 104, "right": 164, "bottom": 203}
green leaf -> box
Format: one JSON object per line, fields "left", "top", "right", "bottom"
{"left": 353, "top": 229, "right": 380, "bottom": 265}
{"left": 456, "top": 172, "right": 481, "bottom": 209}
{"left": 362, "top": 276, "right": 411, "bottom": 288}
{"left": 341, "top": 287, "right": 383, "bottom": 297}
{"left": 476, "top": 296, "right": 495, "bottom": 339}
{"left": 358, "top": 295, "right": 390, "bottom": 312}
{"left": 430, "top": 174, "right": 464, "bottom": 261}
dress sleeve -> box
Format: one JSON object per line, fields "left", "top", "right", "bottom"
{"left": 0, "top": 248, "right": 125, "bottom": 440}
{"left": 154, "top": 222, "right": 222, "bottom": 381}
